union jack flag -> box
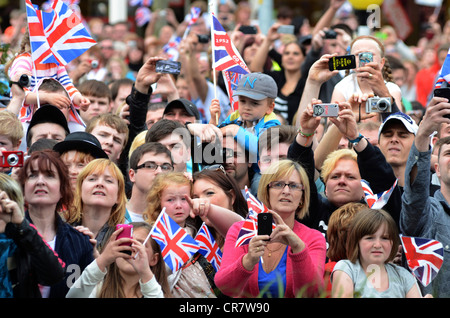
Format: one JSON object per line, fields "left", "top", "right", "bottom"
{"left": 135, "top": 6, "right": 151, "bottom": 27}
{"left": 162, "top": 35, "right": 181, "bottom": 61}
{"left": 211, "top": 14, "right": 250, "bottom": 74}
{"left": 187, "top": 7, "right": 201, "bottom": 27}
{"left": 222, "top": 70, "right": 247, "bottom": 111}
{"left": 400, "top": 235, "right": 444, "bottom": 287}
{"left": 129, "top": 0, "right": 153, "bottom": 6}
{"left": 195, "top": 223, "right": 222, "bottom": 272}
{"left": 435, "top": 47, "right": 450, "bottom": 88}
{"left": 361, "top": 179, "right": 398, "bottom": 209}
{"left": 150, "top": 208, "right": 200, "bottom": 272}
{"left": 235, "top": 187, "right": 274, "bottom": 247}
{"left": 26, "top": 0, "right": 96, "bottom": 68}
{"left": 26, "top": 0, "right": 59, "bottom": 68}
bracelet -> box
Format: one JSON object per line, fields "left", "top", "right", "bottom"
{"left": 348, "top": 133, "right": 364, "bottom": 144}
{"left": 297, "top": 128, "right": 315, "bottom": 137}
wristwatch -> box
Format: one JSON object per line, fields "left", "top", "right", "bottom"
{"left": 348, "top": 133, "right": 365, "bottom": 146}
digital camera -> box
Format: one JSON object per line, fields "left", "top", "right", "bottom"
{"left": 0, "top": 151, "right": 24, "bottom": 168}
{"left": 365, "top": 97, "right": 392, "bottom": 113}
{"left": 313, "top": 103, "right": 339, "bottom": 117}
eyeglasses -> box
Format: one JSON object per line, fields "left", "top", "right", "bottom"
{"left": 268, "top": 181, "right": 303, "bottom": 191}
{"left": 135, "top": 161, "right": 173, "bottom": 172}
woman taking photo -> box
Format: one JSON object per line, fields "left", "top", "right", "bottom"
{"left": 17, "top": 150, "right": 94, "bottom": 298}
{"left": 331, "top": 35, "right": 402, "bottom": 122}
{"left": 214, "top": 159, "right": 326, "bottom": 298}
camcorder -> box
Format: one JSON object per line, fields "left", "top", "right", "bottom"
{"left": 155, "top": 60, "right": 181, "bottom": 75}
{"left": 328, "top": 55, "right": 356, "bottom": 71}
{"left": 0, "top": 151, "right": 24, "bottom": 168}
{"left": 313, "top": 103, "right": 339, "bottom": 117}
{"left": 366, "top": 97, "right": 392, "bottom": 113}
{"left": 9, "top": 74, "right": 31, "bottom": 89}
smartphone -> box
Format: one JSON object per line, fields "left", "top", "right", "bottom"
{"left": 116, "top": 224, "right": 133, "bottom": 255}
{"left": 313, "top": 103, "right": 339, "bottom": 117}
{"left": 359, "top": 52, "right": 373, "bottom": 67}
{"left": 239, "top": 25, "right": 257, "bottom": 34}
{"left": 328, "top": 54, "right": 356, "bottom": 71}
{"left": 434, "top": 88, "right": 450, "bottom": 119}
{"left": 257, "top": 213, "right": 273, "bottom": 237}
{"left": 155, "top": 60, "right": 181, "bottom": 75}
{"left": 278, "top": 25, "right": 294, "bottom": 34}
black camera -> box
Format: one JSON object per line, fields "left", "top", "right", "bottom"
{"left": 323, "top": 29, "right": 337, "bottom": 39}
{"left": 197, "top": 34, "right": 210, "bottom": 43}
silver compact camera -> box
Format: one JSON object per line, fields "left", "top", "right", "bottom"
{"left": 365, "top": 97, "right": 392, "bottom": 113}
{"left": 313, "top": 103, "right": 339, "bottom": 117}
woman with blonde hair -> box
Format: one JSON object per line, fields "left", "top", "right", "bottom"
{"left": 331, "top": 35, "right": 402, "bottom": 122}
{"left": 69, "top": 158, "right": 128, "bottom": 253}
{"left": 215, "top": 159, "right": 326, "bottom": 298}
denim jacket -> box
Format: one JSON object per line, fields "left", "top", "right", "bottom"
{"left": 401, "top": 143, "right": 450, "bottom": 297}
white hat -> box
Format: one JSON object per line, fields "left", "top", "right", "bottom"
{"left": 378, "top": 112, "right": 418, "bottom": 139}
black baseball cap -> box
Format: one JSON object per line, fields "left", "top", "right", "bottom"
{"left": 53, "top": 131, "right": 108, "bottom": 159}
{"left": 26, "top": 104, "right": 70, "bottom": 140}
{"left": 163, "top": 98, "right": 200, "bottom": 120}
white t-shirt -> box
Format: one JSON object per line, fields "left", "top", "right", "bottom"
{"left": 334, "top": 73, "right": 401, "bottom": 101}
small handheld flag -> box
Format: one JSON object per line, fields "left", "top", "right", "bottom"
{"left": 195, "top": 222, "right": 222, "bottom": 272}
{"left": 400, "top": 235, "right": 444, "bottom": 287}
{"left": 150, "top": 208, "right": 200, "bottom": 272}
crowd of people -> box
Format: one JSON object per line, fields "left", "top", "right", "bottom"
{"left": 0, "top": 0, "right": 450, "bottom": 299}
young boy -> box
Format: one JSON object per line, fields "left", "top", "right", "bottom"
{"left": 85, "top": 113, "right": 128, "bottom": 164}
{"left": 217, "top": 72, "right": 280, "bottom": 171}
{"left": 77, "top": 80, "right": 113, "bottom": 123}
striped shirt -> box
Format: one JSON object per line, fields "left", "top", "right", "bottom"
{"left": 8, "top": 52, "right": 82, "bottom": 124}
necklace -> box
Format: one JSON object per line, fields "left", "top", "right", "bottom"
{"left": 266, "top": 243, "right": 286, "bottom": 257}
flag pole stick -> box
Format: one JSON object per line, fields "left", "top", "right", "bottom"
{"left": 209, "top": 0, "right": 219, "bottom": 125}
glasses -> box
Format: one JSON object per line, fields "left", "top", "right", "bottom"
{"left": 135, "top": 161, "right": 173, "bottom": 172}
{"left": 268, "top": 181, "right": 303, "bottom": 191}
{"left": 203, "top": 164, "right": 226, "bottom": 175}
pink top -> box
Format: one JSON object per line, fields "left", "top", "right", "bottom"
{"left": 214, "top": 220, "right": 326, "bottom": 298}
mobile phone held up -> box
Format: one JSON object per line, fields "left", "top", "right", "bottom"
{"left": 257, "top": 213, "right": 273, "bottom": 237}
{"left": 434, "top": 88, "right": 450, "bottom": 119}
{"left": 328, "top": 54, "right": 356, "bottom": 71}
{"left": 116, "top": 224, "right": 133, "bottom": 255}
{"left": 155, "top": 60, "right": 181, "bottom": 75}
{"left": 239, "top": 25, "right": 257, "bottom": 34}
{"left": 313, "top": 103, "right": 339, "bottom": 117}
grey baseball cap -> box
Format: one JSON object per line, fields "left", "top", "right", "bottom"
{"left": 232, "top": 73, "right": 278, "bottom": 100}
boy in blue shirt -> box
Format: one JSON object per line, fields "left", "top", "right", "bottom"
{"left": 217, "top": 73, "right": 281, "bottom": 171}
